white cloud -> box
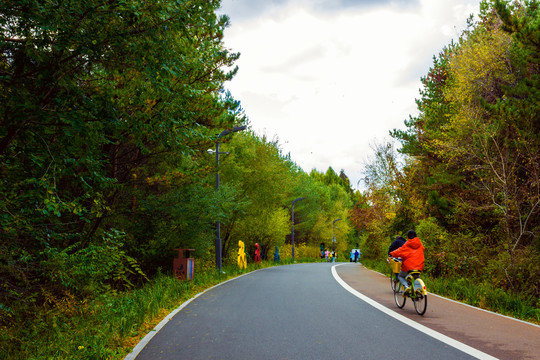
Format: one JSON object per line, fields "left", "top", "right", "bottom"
{"left": 219, "top": 0, "right": 480, "bottom": 189}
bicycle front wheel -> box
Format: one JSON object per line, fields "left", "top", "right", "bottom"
{"left": 413, "top": 291, "right": 427, "bottom": 315}
{"left": 394, "top": 283, "right": 406, "bottom": 308}
{"left": 390, "top": 271, "right": 398, "bottom": 292}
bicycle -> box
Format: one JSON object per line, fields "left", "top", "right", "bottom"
{"left": 388, "top": 257, "right": 401, "bottom": 291}
{"left": 389, "top": 258, "right": 428, "bottom": 316}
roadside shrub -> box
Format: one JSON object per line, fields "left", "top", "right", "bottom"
{"left": 417, "top": 217, "right": 448, "bottom": 276}
{"left": 417, "top": 218, "right": 484, "bottom": 278}
{"left": 358, "top": 230, "right": 384, "bottom": 260}
{"left": 279, "top": 244, "right": 321, "bottom": 259}
{"left": 42, "top": 229, "right": 148, "bottom": 298}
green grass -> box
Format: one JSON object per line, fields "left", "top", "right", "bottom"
{"left": 360, "top": 258, "right": 391, "bottom": 275}
{"left": 426, "top": 276, "right": 540, "bottom": 322}
{"left": 361, "top": 258, "right": 540, "bottom": 324}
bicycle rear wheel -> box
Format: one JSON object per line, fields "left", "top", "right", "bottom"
{"left": 394, "top": 283, "right": 406, "bottom": 308}
{"left": 413, "top": 291, "right": 427, "bottom": 315}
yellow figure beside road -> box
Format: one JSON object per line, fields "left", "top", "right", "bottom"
{"left": 237, "top": 240, "right": 247, "bottom": 269}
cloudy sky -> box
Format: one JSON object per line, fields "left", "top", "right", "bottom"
{"left": 217, "top": 0, "right": 480, "bottom": 189}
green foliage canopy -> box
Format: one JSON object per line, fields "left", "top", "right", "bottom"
{"left": 0, "top": 0, "right": 242, "bottom": 317}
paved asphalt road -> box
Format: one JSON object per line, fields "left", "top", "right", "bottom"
{"left": 131, "top": 263, "right": 489, "bottom": 360}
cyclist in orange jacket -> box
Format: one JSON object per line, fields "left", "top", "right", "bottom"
{"left": 389, "top": 230, "right": 425, "bottom": 292}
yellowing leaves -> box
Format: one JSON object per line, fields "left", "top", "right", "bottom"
{"left": 385, "top": 212, "right": 396, "bottom": 220}
{"left": 436, "top": 26, "right": 515, "bottom": 164}
{"left": 447, "top": 27, "right": 514, "bottom": 105}
{"left": 145, "top": 98, "right": 157, "bottom": 112}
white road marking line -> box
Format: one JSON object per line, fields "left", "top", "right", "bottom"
{"left": 332, "top": 264, "right": 499, "bottom": 360}
{"left": 124, "top": 272, "right": 255, "bottom": 360}
{"left": 370, "top": 265, "right": 540, "bottom": 328}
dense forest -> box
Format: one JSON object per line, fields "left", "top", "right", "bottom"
{"left": 0, "top": 0, "right": 538, "bottom": 349}
{"left": 353, "top": 0, "right": 539, "bottom": 301}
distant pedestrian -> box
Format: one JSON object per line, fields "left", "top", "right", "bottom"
{"left": 354, "top": 249, "right": 359, "bottom": 263}
{"left": 254, "top": 243, "right": 261, "bottom": 263}
{"left": 331, "top": 251, "right": 336, "bottom": 262}
{"left": 237, "top": 241, "right": 247, "bottom": 269}
{"left": 325, "top": 250, "right": 329, "bottom": 262}
{"left": 274, "top": 245, "right": 280, "bottom": 263}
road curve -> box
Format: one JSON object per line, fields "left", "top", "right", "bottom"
{"left": 125, "top": 263, "right": 529, "bottom": 360}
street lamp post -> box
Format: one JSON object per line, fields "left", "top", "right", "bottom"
{"left": 209, "top": 125, "right": 246, "bottom": 272}
{"left": 291, "top": 197, "right": 305, "bottom": 262}
{"left": 332, "top": 218, "right": 342, "bottom": 256}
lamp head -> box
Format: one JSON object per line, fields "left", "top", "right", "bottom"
{"left": 218, "top": 125, "right": 247, "bottom": 138}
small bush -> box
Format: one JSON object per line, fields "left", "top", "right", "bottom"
{"left": 42, "top": 229, "right": 148, "bottom": 297}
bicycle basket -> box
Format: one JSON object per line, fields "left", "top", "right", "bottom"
{"left": 390, "top": 259, "right": 402, "bottom": 273}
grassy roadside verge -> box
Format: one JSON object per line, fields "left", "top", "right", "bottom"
{"left": 360, "top": 258, "right": 540, "bottom": 325}
{"left": 1, "top": 258, "right": 317, "bottom": 360}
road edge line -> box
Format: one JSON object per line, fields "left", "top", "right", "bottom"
{"left": 331, "top": 264, "right": 498, "bottom": 360}
{"left": 369, "top": 265, "right": 540, "bottom": 329}
{"left": 124, "top": 271, "right": 258, "bottom": 360}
